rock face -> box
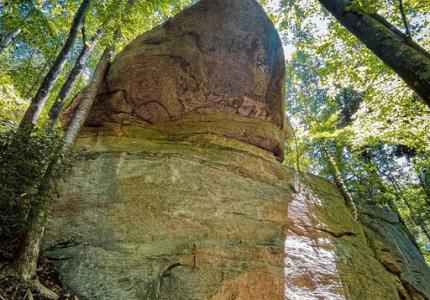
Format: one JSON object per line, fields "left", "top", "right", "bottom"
{"left": 45, "top": 0, "right": 430, "bottom": 299}
{"left": 285, "top": 176, "right": 430, "bottom": 300}
{"left": 46, "top": 125, "right": 291, "bottom": 300}
{"left": 83, "top": 0, "right": 286, "bottom": 160}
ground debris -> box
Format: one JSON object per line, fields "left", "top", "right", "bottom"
{"left": 0, "top": 255, "right": 78, "bottom": 300}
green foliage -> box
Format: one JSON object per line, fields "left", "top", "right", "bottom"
{"left": 0, "top": 76, "right": 26, "bottom": 130}
{"left": 0, "top": 128, "right": 70, "bottom": 241}
{"left": 284, "top": 46, "right": 430, "bottom": 260}
{"left": 0, "top": 0, "right": 193, "bottom": 126}
{"left": 276, "top": 0, "right": 430, "bottom": 258}
{"left": 0, "top": 0, "right": 195, "bottom": 261}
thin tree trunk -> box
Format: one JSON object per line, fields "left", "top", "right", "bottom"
{"left": 63, "top": 46, "right": 112, "bottom": 145}
{"left": 392, "top": 147, "right": 430, "bottom": 231}
{"left": 0, "top": 28, "right": 22, "bottom": 55}
{"left": 383, "top": 169, "right": 430, "bottom": 243}
{"left": 0, "top": 2, "right": 36, "bottom": 56}
{"left": 359, "top": 152, "right": 424, "bottom": 249}
{"left": 418, "top": 171, "right": 430, "bottom": 201}
{"left": 318, "top": 0, "right": 430, "bottom": 108}
{"left": 412, "top": 158, "right": 430, "bottom": 207}
{"left": 48, "top": 29, "right": 103, "bottom": 128}
{"left": 323, "top": 144, "right": 357, "bottom": 216}
{"left": 385, "top": 199, "right": 424, "bottom": 249}
{"left": 24, "top": 43, "right": 62, "bottom": 99}
{"left": 15, "top": 211, "right": 45, "bottom": 282}
{"left": 398, "top": 0, "right": 411, "bottom": 38}
{"left": 394, "top": 145, "right": 430, "bottom": 207}
{"left": 13, "top": 47, "right": 112, "bottom": 288}
{"left": 24, "top": 61, "right": 50, "bottom": 99}
{"left": 18, "top": 0, "right": 91, "bottom": 133}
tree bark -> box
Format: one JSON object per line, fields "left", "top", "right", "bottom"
{"left": 0, "top": 28, "right": 22, "bottom": 55}
{"left": 24, "top": 61, "right": 50, "bottom": 99}
{"left": 398, "top": 0, "right": 411, "bottom": 38}
{"left": 383, "top": 168, "right": 430, "bottom": 243}
{"left": 18, "top": 0, "right": 91, "bottom": 133}
{"left": 323, "top": 144, "right": 357, "bottom": 216}
{"left": 418, "top": 170, "right": 430, "bottom": 201}
{"left": 63, "top": 46, "right": 112, "bottom": 146}
{"left": 24, "top": 44, "right": 61, "bottom": 99}
{"left": 318, "top": 0, "right": 430, "bottom": 108}
{"left": 13, "top": 47, "right": 112, "bottom": 286}
{"left": 48, "top": 29, "right": 103, "bottom": 128}
{"left": 15, "top": 211, "right": 45, "bottom": 282}
{"left": 359, "top": 151, "right": 425, "bottom": 249}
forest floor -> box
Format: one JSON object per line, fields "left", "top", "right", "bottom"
{"left": 0, "top": 238, "right": 78, "bottom": 300}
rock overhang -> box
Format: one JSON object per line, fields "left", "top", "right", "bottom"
{"left": 81, "top": 0, "right": 288, "bottom": 160}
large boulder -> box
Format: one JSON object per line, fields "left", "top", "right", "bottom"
{"left": 45, "top": 0, "right": 430, "bottom": 299}
{"left": 83, "top": 0, "right": 287, "bottom": 161}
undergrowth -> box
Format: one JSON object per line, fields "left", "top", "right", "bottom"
{"left": 0, "top": 128, "right": 72, "bottom": 259}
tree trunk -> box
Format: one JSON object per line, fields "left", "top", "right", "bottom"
{"left": 15, "top": 211, "right": 45, "bottom": 282}
{"left": 412, "top": 157, "right": 430, "bottom": 207}
{"left": 63, "top": 46, "right": 112, "bottom": 146}
{"left": 418, "top": 171, "right": 430, "bottom": 201}
{"left": 384, "top": 170, "right": 430, "bottom": 243}
{"left": 359, "top": 151, "right": 425, "bottom": 248}
{"left": 13, "top": 47, "right": 113, "bottom": 286}
{"left": 0, "top": 28, "right": 22, "bottom": 55}
{"left": 18, "top": 0, "right": 91, "bottom": 133}
{"left": 324, "top": 144, "right": 357, "bottom": 216}
{"left": 24, "top": 44, "right": 62, "bottom": 99}
{"left": 24, "top": 61, "right": 50, "bottom": 99}
{"left": 318, "top": 0, "right": 430, "bottom": 108}
{"left": 48, "top": 29, "right": 103, "bottom": 128}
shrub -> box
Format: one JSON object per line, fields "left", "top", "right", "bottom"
{"left": 0, "top": 128, "right": 70, "bottom": 244}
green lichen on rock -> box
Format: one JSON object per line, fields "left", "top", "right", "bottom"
{"left": 44, "top": 125, "right": 430, "bottom": 299}
{"left": 44, "top": 125, "right": 292, "bottom": 299}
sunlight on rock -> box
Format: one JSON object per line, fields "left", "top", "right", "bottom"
{"left": 284, "top": 190, "right": 345, "bottom": 300}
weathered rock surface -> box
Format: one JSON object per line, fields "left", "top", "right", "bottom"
{"left": 45, "top": 0, "right": 430, "bottom": 299}
{"left": 45, "top": 125, "right": 292, "bottom": 299}
{"left": 82, "top": 0, "right": 287, "bottom": 160}
{"left": 358, "top": 203, "right": 430, "bottom": 298}
{"left": 44, "top": 128, "right": 430, "bottom": 299}
{"left": 285, "top": 175, "right": 430, "bottom": 300}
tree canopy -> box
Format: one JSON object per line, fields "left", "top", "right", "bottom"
{"left": 0, "top": 0, "right": 192, "bottom": 128}
{"left": 272, "top": 0, "right": 430, "bottom": 259}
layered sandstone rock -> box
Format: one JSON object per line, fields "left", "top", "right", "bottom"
{"left": 80, "top": 0, "right": 286, "bottom": 160}
{"left": 45, "top": 125, "right": 292, "bottom": 299}
{"left": 45, "top": 0, "right": 430, "bottom": 299}
{"left": 285, "top": 175, "right": 430, "bottom": 299}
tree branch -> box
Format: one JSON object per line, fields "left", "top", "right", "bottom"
{"left": 81, "top": 16, "right": 87, "bottom": 45}
{"left": 398, "top": 0, "right": 412, "bottom": 39}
